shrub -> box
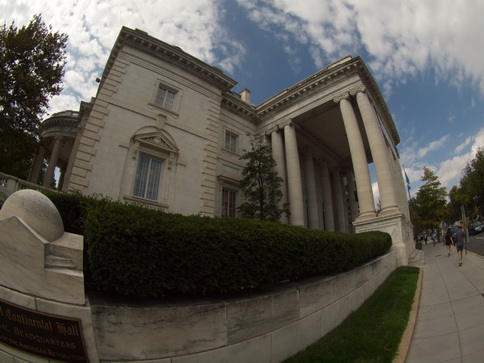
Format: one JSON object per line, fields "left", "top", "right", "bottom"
{"left": 45, "top": 192, "right": 392, "bottom": 298}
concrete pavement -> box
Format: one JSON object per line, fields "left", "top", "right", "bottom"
{"left": 406, "top": 241, "right": 484, "bottom": 362}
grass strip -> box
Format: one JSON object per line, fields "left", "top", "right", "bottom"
{"left": 285, "top": 266, "right": 420, "bottom": 363}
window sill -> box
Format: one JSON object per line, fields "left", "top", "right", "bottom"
{"left": 147, "top": 102, "right": 179, "bottom": 117}
{"left": 123, "top": 195, "right": 169, "bottom": 210}
{"left": 222, "top": 148, "right": 240, "bottom": 156}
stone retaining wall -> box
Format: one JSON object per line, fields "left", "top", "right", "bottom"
{"left": 0, "top": 190, "right": 397, "bottom": 362}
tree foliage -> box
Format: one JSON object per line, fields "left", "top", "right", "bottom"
{"left": 0, "top": 14, "right": 68, "bottom": 178}
{"left": 411, "top": 167, "right": 447, "bottom": 230}
{"left": 447, "top": 148, "right": 484, "bottom": 221}
{"left": 237, "top": 137, "right": 289, "bottom": 222}
{"left": 447, "top": 185, "right": 466, "bottom": 222}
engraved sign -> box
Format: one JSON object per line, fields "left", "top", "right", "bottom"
{"left": 0, "top": 298, "right": 88, "bottom": 362}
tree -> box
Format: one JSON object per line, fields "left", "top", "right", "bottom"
{"left": 237, "top": 137, "right": 289, "bottom": 222}
{"left": 460, "top": 148, "right": 484, "bottom": 220}
{"left": 0, "top": 14, "right": 68, "bottom": 178}
{"left": 447, "top": 185, "right": 466, "bottom": 222}
{"left": 408, "top": 197, "right": 425, "bottom": 235}
{"left": 412, "top": 167, "right": 447, "bottom": 230}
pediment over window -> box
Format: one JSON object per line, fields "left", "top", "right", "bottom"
{"left": 133, "top": 131, "right": 179, "bottom": 154}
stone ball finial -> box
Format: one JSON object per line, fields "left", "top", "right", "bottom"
{"left": 0, "top": 189, "right": 64, "bottom": 242}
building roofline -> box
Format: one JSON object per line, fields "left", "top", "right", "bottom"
{"left": 98, "top": 29, "right": 398, "bottom": 145}
{"left": 254, "top": 56, "right": 400, "bottom": 145}
{"left": 98, "top": 27, "right": 237, "bottom": 94}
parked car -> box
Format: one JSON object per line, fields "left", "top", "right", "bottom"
{"left": 469, "top": 221, "right": 482, "bottom": 235}
{"left": 474, "top": 224, "right": 484, "bottom": 234}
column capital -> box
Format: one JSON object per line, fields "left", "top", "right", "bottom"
{"left": 281, "top": 119, "right": 299, "bottom": 130}
{"left": 349, "top": 85, "right": 366, "bottom": 96}
{"left": 265, "top": 125, "right": 280, "bottom": 136}
{"left": 333, "top": 92, "right": 350, "bottom": 104}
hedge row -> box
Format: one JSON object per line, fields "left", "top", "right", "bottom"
{"left": 45, "top": 192, "right": 392, "bottom": 298}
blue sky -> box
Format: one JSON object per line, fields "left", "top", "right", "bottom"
{"left": 2, "top": 0, "right": 483, "bottom": 198}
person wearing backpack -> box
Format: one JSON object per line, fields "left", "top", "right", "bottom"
{"left": 444, "top": 228, "right": 453, "bottom": 257}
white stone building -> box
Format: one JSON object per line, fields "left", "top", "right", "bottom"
{"left": 31, "top": 27, "right": 413, "bottom": 264}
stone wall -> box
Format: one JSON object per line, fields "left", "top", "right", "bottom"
{"left": 0, "top": 190, "right": 397, "bottom": 362}
{"left": 88, "top": 251, "right": 396, "bottom": 362}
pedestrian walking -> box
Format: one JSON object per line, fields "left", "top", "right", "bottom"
{"left": 453, "top": 226, "right": 465, "bottom": 266}
{"left": 444, "top": 228, "right": 453, "bottom": 257}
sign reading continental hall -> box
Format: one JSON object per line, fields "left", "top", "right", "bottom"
{"left": 0, "top": 298, "right": 88, "bottom": 362}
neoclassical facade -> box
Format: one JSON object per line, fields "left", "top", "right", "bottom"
{"left": 34, "top": 27, "right": 413, "bottom": 264}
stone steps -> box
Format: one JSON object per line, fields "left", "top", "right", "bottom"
{"left": 45, "top": 254, "right": 78, "bottom": 270}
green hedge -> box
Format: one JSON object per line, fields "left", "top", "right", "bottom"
{"left": 46, "top": 192, "right": 392, "bottom": 298}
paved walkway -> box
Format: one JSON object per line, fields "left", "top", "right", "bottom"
{"left": 406, "top": 242, "right": 484, "bottom": 362}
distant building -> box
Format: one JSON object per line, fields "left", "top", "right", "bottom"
{"left": 31, "top": 27, "right": 413, "bottom": 264}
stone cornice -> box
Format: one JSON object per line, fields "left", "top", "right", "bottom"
{"left": 254, "top": 56, "right": 400, "bottom": 146}
{"left": 40, "top": 111, "right": 80, "bottom": 133}
{"left": 101, "top": 27, "right": 237, "bottom": 93}
{"left": 256, "top": 59, "right": 359, "bottom": 118}
{"left": 221, "top": 92, "right": 258, "bottom": 122}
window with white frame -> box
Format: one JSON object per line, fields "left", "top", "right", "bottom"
{"left": 155, "top": 86, "right": 176, "bottom": 110}
{"left": 222, "top": 187, "right": 237, "bottom": 217}
{"left": 133, "top": 154, "right": 163, "bottom": 200}
{"left": 224, "top": 130, "right": 238, "bottom": 153}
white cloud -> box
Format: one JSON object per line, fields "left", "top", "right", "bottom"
{"left": 434, "top": 128, "right": 484, "bottom": 191}
{"left": 417, "top": 134, "right": 449, "bottom": 158}
{"left": 455, "top": 136, "right": 473, "bottom": 154}
{"left": 235, "top": 0, "right": 484, "bottom": 100}
{"left": 471, "top": 128, "right": 484, "bottom": 155}
{"left": 0, "top": 0, "right": 245, "bottom": 115}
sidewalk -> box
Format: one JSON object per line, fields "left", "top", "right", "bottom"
{"left": 406, "top": 242, "right": 484, "bottom": 362}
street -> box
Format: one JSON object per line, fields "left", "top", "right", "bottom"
{"left": 467, "top": 233, "right": 484, "bottom": 256}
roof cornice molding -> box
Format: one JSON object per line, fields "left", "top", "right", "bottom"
{"left": 221, "top": 92, "right": 258, "bottom": 123}
{"left": 40, "top": 112, "right": 79, "bottom": 132}
{"left": 256, "top": 58, "right": 360, "bottom": 118}
{"left": 254, "top": 56, "right": 400, "bottom": 145}
{"left": 101, "top": 27, "right": 237, "bottom": 93}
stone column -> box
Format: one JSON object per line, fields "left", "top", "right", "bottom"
{"left": 346, "top": 169, "right": 358, "bottom": 230}
{"left": 283, "top": 122, "right": 305, "bottom": 226}
{"left": 321, "top": 160, "right": 335, "bottom": 231}
{"left": 303, "top": 148, "right": 319, "bottom": 229}
{"left": 315, "top": 163, "right": 324, "bottom": 229}
{"left": 335, "top": 94, "right": 376, "bottom": 219}
{"left": 43, "top": 137, "right": 62, "bottom": 188}
{"left": 332, "top": 168, "right": 347, "bottom": 232}
{"left": 271, "top": 128, "right": 288, "bottom": 224}
{"left": 392, "top": 155, "right": 410, "bottom": 219}
{"left": 28, "top": 147, "right": 46, "bottom": 184}
{"left": 356, "top": 90, "right": 398, "bottom": 215}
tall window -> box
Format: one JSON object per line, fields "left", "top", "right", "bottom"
{"left": 155, "top": 86, "right": 176, "bottom": 110}
{"left": 133, "top": 154, "right": 163, "bottom": 200}
{"left": 224, "top": 131, "right": 238, "bottom": 153}
{"left": 222, "top": 187, "right": 237, "bottom": 217}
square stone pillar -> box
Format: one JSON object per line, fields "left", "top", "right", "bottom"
{"left": 353, "top": 212, "right": 414, "bottom": 266}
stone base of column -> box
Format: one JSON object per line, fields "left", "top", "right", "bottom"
{"left": 378, "top": 205, "right": 400, "bottom": 217}
{"left": 354, "top": 210, "right": 377, "bottom": 222}
{"left": 353, "top": 212, "right": 414, "bottom": 267}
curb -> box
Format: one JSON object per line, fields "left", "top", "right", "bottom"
{"left": 392, "top": 266, "right": 423, "bottom": 363}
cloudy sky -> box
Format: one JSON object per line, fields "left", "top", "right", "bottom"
{"left": 1, "top": 0, "right": 483, "bottom": 198}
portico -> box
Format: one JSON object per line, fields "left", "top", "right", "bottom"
{"left": 28, "top": 110, "right": 79, "bottom": 190}
{"left": 259, "top": 58, "right": 412, "bottom": 264}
